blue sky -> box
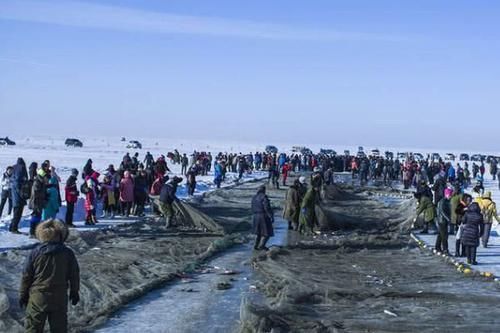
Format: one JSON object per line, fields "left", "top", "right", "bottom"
{"left": 1, "top": 0, "right": 499, "bottom": 150}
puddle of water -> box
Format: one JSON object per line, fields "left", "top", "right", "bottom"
{"left": 95, "top": 218, "right": 289, "bottom": 333}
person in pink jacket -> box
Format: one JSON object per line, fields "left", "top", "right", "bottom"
{"left": 119, "top": 171, "right": 134, "bottom": 217}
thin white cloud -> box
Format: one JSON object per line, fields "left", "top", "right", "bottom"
{"left": 0, "top": 56, "right": 51, "bottom": 67}
{"left": 0, "top": 0, "right": 405, "bottom": 42}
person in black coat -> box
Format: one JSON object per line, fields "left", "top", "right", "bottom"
{"left": 133, "top": 169, "right": 149, "bottom": 216}
{"left": 82, "top": 159, "right": 94, "bottom": 180}
{"left": 432, "top": 173, "right": 446, "bottom": 205}
{"left": 435, "top": 192, "right": 451, "bottom": 254}
{"left": 460, "top": 202, "right": 484, "bottom": 265}
{"left": 10, "top": 158, "right": 28, "bottom": 234}
{"left": 251, "top": 185, "right": 274, "bottom": 251}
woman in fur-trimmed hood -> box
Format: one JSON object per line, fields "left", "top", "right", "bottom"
{"left": 19, "top": 219, "right": 80, "bottom": 332}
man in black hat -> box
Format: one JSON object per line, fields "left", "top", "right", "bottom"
{"left": 251, "top": 185, "right": 274, "bottom": 250}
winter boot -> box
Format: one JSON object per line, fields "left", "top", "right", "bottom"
{"left": 259, "top": 236, "right": 270, "bottom": 251}
{"left": 254, "top": 235, "right": 262, "bottom": 250}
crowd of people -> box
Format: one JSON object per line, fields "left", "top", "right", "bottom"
{"left": 409, "top": 157, "right": 500, "bottom": 266}
{"left": 5, "top": 146, "right": 500, "bottom": 333}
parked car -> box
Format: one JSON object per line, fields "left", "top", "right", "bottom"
{"left": 292, "top": 146, "right": 306, "bottom": 153}
{"left": 445, "top": 153, "right": 456, "bottom": 161}
{"left": 0, "top": 137, "right": 16, "bottom": 146}
{"left": 431, "top": 153, "right": 441, "bottom": 161}
{"left": 486, "top": 155, "right": 497, "bottom": 163}
{"left": 127, "top": 140, "right": 143, "bottom": 149}
{"left": 320, "top": 149, "right": 337, "bottom": 155}
{"left": 470, "top": 154, "right": 485, "bottom": 162}
{"left": 370, "top": 149, "right": 380, "bottom": 157}
{"left": 459, "top": 153, "right": 470, "bottom": 161}
{"left": 300, "top": 147, "right": 313, "bottom": 155}
{"left": 65, "top": 138, "right": 83, "bottom": 147}
{"left": 357, "top": 151, "right": 366, "bottom": 159}
{"left": 397, "top": 152, "right": 406, "bottom": 161}
{"left": 413, "top": 153, "right": 424, "bottom": 161}
{"left": 265, "top": 145, "right": 278, "bottom": 154}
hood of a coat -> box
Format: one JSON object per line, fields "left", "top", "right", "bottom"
{"left": 36, "top": 219, "right": 69, "bottom": 243}
{"left": 468, "top": 202, "right": 481, "bottom": 213}
{"left": 37, "top": 242, "right": 67, "bottom": 256}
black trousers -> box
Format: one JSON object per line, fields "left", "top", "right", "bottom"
{"left": 465, "top": 245, "right": 477, "bottom": 263}
{"left": 65, "top": 202, "right": 75, "bottom": 225}
{"left": 435, "top": 222, "right": 449, "bottom": 252}
{"left": 0, "top": 189, "right": 12, "bottom": 216}
{"left": 10, "top": 205, "right": 24, "bottom": 232}
{"left": 121, "top": 201, "right": 132, "bottom": 216}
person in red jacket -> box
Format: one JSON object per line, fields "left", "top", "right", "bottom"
{"left": 119, "top": 171, "right": 135, "bottom": 217}
{"left": 64, "top": 169, "right": 79, "bottom": 227}
{"left": 281, "top": 163, "right": 291, "bottom": 186}
{"left": 83, "top": 172, "right": 100, "bottom": 225}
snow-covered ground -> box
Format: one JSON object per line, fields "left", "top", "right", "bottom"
{"left": 0, "top": 135, "right": 269, "bottom": 251}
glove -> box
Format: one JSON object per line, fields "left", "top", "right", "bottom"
{"left": 19, "top": 295, "right": 28, "bottom": 309}
{"left": 70, "top": 292, "right": 80, "bottom": 306}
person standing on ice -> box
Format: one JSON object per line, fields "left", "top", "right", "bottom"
{"left": 181, "top": 153, "right": 189, "bottom": 175}
{"left": 281, "top": 162, "right": 291, "bottom": 187}
{"left": 82, "top": 172, "right": 100, "bottom": 225}
{"left": 133, "top": 168, "right": 148, "bottom": 217}
{"left": 460, "top": 202, "right": 484, "bottom": 265}
{"left": 474, "top": 191, "right": 500, "bottom": 248}
{"left": 42, "top": 175, "right": 61, "bottom": 220}
{"left": 251, "top": 185, "right": 274, "bottom": 250}
{"left": 299, "top": 184, "right": 321, "bottom": 235}
{"left": 29, "top": 163, "right": 50, "bottom": 237}
{"left": 64, "top": 169, "right": 79, "bottom": 227}
{"left": 186, "top": 164, "right": 197, "bottom": 196}
{"left": 414, "top": 191, "right": 435, "bottom": 234}
{"left": 490, "top": 158, "right": 498, "bottom": 181}
{"left": 435, "top": 188, "right": 452, "bottom": 255}
{"left": 283, "top": 179, "right": 302, "bottom": 230}
{"left": 10, "top": 158, "right": 28, "bottom": 234}
{"left": 159, "top": 176, "right": 183, "bottom": 228}
{"left": 119, "top": 171, "right": 134, "bottom": 217}
{"left": 455, "top": 193, "right": 472, "bottom": 257}
{"left": 82, "top": 158, "right": 94, "bottom": 180}
{"left": 214, "top": 160, "right": 223, "bottom": 189}
{"left": 0, "top": 166, "right": 13, "bottom": 217}
{"left": 19, "top": 219, "right": 80, "bottom": 333}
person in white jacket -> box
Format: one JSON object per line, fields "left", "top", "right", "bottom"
{"left": 0, "top": 166, "right": 13, "bottom": 217}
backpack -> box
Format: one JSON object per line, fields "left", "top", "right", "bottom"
{"left": 80, "top": 182, "right": 90, "bottom": 194}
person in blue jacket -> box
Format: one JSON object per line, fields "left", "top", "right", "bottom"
{"left": 214, "top": 161, "right": 223, "bottom": 189}
{"left": 42, "top": 176, "right": 61, "bottom": 220}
